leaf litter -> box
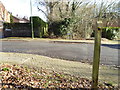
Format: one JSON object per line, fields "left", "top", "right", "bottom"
{"left": 0, "top": 63, "right": 118, "bottom": 90}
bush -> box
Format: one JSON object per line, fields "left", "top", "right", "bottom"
{"left": 91, "top": 27, "right": 120, "bottom": 40}
{"left": 30, "top": 16, "right": 48, "bottom": 38}
{"left": 101, "top": 27, "right": 120, "bottom": 40}
{"left": 48, "top": 20, "right": 68, "bottom": 37}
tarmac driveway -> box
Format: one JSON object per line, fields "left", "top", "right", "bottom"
{"left": 1, "top": 40, "right": 119, "bottom": 67}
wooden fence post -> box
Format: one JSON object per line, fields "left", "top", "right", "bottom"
{"left": 92, "top": 21, "right": 102, "bottom": 89}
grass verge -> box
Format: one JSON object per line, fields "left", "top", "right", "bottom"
{"left": 0, "top": 52, "right": 119, "bottom": 87}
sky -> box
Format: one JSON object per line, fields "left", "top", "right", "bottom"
{"left": 0, "top": 0, "right": 46, "bottom": 21}
{"left": 0, "top": 0, "right": 118, "bottom": 21}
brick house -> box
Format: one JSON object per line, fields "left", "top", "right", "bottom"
{"left": 0, "top": 1, "right": 10, "bottom": 23}
{"left": 0, "top": 1, "right": 10, "bottom": 38}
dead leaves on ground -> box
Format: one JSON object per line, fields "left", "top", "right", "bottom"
{"left": 0, "top": 63, "right": 117, "bottom": 89}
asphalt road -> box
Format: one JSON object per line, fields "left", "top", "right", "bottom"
{"left": 1, "top": 40, "right": 119, "bottom": 66}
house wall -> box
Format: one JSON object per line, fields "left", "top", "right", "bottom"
{"left": 0, "top": 1, "right": 10, "bottom": 23}
{"left": 4, "top": 10, "right": 10, "bottom": 22}
{"left": 0, "top": 1, "right": 10, "bottom": 38}
{"left": 0, "top": 1, "right": 5, "bottom": 21}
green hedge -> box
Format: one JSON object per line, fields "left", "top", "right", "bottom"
{"left": 30, "top": 16, "right": 48, "bottom": 38}
{"left": 91, "top": 27, "right": 120, "bottom": 40}
{"left": 100, "top": 27, "right": 120, "bottom": 40}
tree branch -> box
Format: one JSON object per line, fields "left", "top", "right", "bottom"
{"left": 37, "top": 6, "right": 49, "bottom": 21}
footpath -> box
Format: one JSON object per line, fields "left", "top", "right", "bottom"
{"left": 0, "top": 37, "right": 120, "bottom": 44}
{"left": 0, "top": 52, "right": 118, "bottom": 86}
{"left": 0, "top": 37, "right": 119, "bottom": 44}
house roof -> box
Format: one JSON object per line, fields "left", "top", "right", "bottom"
{"left": 23, "top": 17, "right": 29, "bottom": 22}
{"left": 12, "top": 16, "right": 22, "bottom": 20}
{"left": 12, "top": 16, "right": 29, "bottom": 22}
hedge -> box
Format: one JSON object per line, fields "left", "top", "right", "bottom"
{"left": 91, "top": 27, "right": 120, "bottom": 40}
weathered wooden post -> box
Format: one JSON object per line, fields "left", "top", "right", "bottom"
{"left": 92, "top": 20, "right": 102, "bottom": 89}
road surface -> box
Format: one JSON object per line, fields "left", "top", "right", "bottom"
{"left": 1, "top": 40, "right": 119, "bottom": 66}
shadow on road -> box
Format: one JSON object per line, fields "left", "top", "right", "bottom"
{"left": 101, "top": 44, "right": 120, "bottom": 49}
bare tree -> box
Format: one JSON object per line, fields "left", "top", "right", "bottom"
{"left": 35, "top": 0, "right": 118, "bottom": 39}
